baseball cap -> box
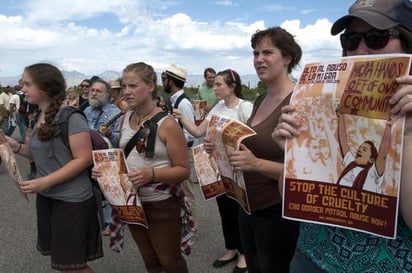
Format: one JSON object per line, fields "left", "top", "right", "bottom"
{"left": 331, "top": 0, "right": 412, "bottom": 35}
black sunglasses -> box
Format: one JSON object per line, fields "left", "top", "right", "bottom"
{"left": 81, "top": 84, "right": 90, "bottom": 88}
{"left": 340, "top": 29, "right": 400, "bottom": 51}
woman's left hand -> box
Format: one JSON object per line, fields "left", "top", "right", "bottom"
{"left": 228, "top": 144, "right": 257, "bottom": 172}
{"left": 19, "top": 178, "right": 49, "bottom": 193}
{"left": 128, "top": 168, "right": 153, "bottom": 186}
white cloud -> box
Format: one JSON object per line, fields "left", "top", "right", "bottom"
{"left": 301, "top": 9, "right": 318, "bottom": 15}
{"left": 281, "top": 18, "right": 342, "bottom": 78}
{"left": 0, "top": 0, "right": 341, "bottom": 84}
{"left": 264, "top": 4, "right": 288, "bottom": 11}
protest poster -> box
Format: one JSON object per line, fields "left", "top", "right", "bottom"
{"left": 282, "top": 54, "right": 412, "bottom": 238}
{"left": 0, "top": 130, "right": 28, "bottom": 201}
{"left": 192, "top": 144, "right": 225, "bottom": 199}
{"left": 193, "top": 100, "right": 208, "bottom": 125}
{"left": 193, "top": 115, "right": 256, "bottom": 214}
{"left": 92, "top": 148, "right": 147, "bottom": 228}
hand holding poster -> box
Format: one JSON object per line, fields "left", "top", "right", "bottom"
{"left": 0, "top": 130, "right": 28, "bottom": 201}
{"left": 193, "top": 114, "right": 256, "bottom": 213}
{"left": 193, "top": 100, "right": 208, "bottom": 125}
{"left": 283, "top": 54, "right": 412, "bottom": 238}
{"left": 92, "top": 148, "right": 147, "bottom": 228}
{"left": 192, "top": 144, "right": 225, "bottom": 199}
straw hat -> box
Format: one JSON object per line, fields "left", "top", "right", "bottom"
{"left": 165, "top": 64, "right": 187, "bottom": 82}
{"left": 109, "top": 80, "right": 121, "bottom": 89}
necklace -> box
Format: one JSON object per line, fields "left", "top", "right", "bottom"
{"left": 135, "top": 104, "right": 155, "bottom": 126}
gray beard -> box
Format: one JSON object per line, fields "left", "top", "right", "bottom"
{"left": 89, "top": 98, "right": 106, "bottom": 108}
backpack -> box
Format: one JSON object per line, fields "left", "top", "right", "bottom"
{"left": 124, "top": 111, "right": 169, "bottom": 158}
{"left": 17, "top": 92, "right": 27, "bottom": 114}
{"left": 54, "top": 106, "right": 110, "bottom": 228}
{"left": 55, "top": 106, "right": 110, "bottom": 150}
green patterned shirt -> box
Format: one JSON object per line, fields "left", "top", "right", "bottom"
{"left": 298, "top": 219, "right": 412, "bottom": 272}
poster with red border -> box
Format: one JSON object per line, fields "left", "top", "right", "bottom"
{"left": 193, "top": 115, "right": 256, "bottom": 214}
{"left": 92, "top": 148, "right": 147, "bottom": 228}
{"left": 0, "top": 130, "right": 28, "bottom": 201}
{"left": 283, "top": 54, "right": 412, "bottom": 238}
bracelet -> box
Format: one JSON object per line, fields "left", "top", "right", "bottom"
{"left": 151, "top": 168, "right": 156, "bottom": 181}
{"left": 15, "top": 143, "right": 22, "bottom": 153}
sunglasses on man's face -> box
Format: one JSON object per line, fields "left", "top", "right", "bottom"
{"left": 340, "top": 28, "right": 400, "bottom": 51}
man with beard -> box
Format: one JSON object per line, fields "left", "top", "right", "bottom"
{"left": 84, "top": 79, "right": 122, "bottom": 235}
{"left": 84, "top": 79, "right": 121, "bottom": 148}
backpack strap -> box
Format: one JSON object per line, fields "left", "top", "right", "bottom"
{"left": 173, "top": 93, "right": 191, "bottom": 109}
{"left": 145, "top": 111, "right": 168, "bottom": 158}
{"left": 173, "top": 93, "right": 193, "bottom": 128}
{"left": 124, "top": 111, "right": 168, "bottom": 158}
{"left": 53, "top": 106, "right": 86, "bottom": 147}
{"left": 124, "top": 127, "right": 146, "bottom": 158}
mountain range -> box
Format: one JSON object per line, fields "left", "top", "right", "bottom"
{"left": 0, "top": 70, "right": 260, "bottom": 89}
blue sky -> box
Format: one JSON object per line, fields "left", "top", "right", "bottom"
{"left": 0, "top": 0, "right": 355, "bottom": 83}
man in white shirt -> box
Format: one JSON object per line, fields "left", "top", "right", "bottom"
{"left": 8, "top": 84, "right": 27, "bottom": 143}
{"left": 163, "top": 64, "right": 198, "bottom": 228}
{"left": 0, "top": 86, "right": 13, "bottom": 135}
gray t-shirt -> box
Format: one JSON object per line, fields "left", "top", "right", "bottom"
{"left": 30, "top": 110, "right": 93, "bottom": 202}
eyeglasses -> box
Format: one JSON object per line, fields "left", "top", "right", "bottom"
{"left": 340, "top": 29, "right": 400, "bottom": 51}
{"left": 81, "top": 84, "right": 90, "bottom": 88}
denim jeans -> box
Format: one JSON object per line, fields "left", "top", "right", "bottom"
{"left": 2, "top": 117, "right": 15, "bottom": 136}
{"left": 290, "top": 249, "right": 327, "bottom": 273}
{"left": 102, "top": 200, "right": 112, "bottom": 226}
{"left": 16, "top": 112, "right": 27, "bottom": 143}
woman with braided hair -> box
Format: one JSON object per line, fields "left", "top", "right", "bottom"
{"left": 6, "top": 63, "right": 103, "bottom": 273}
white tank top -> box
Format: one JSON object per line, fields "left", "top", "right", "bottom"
{"left": 119, "top": 111, "right": 172, "bottom": 202}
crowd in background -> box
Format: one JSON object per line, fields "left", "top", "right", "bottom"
{"left": 1, "top": 0, "right": 412, "bottom": 273}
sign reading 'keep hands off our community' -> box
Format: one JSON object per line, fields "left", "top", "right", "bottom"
{"left": 283, "top": 54, "right": 412, "bottom": 238}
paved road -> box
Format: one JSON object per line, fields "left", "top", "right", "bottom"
{"left": 0, "top": 147, "right": 236, "bottom": 273}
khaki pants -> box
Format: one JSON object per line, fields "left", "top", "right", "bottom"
{"left": 128, "top": 197, "right": 188, "bottom": 273}
{"left": 181, "top": 148, "right": 197, "bottom": 227}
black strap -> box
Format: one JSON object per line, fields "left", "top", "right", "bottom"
{"left": 173, "top": 93, "right": 190, "bottom": 109}
{"left": 124, "top": 127, "right": 146, "bottom": 158}
{"left": 173, "top": 93, "right": 193, "bottom": 128}
{"left": 93, "top": 109, "right": 104, "bottom": 128}
{"left": 124, "top": 111, "right": 168, "bottom": 158}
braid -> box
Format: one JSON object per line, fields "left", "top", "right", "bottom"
{"left": 38, "top": 92, "right": 67, "bottom": 141}
{"left": 24, "top": 63, "right": 67, "bottom": 141}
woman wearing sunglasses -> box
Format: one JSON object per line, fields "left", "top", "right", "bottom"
{"left": 273, "top": 0, "right": 412, "bottom": 272}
